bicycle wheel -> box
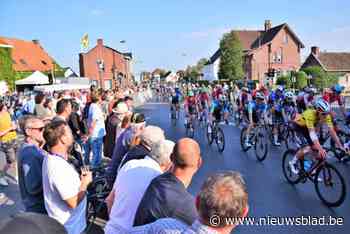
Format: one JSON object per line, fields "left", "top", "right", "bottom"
{"left": 216, "top": 127, "right": 225, "bottom": 152}
{"left": 240, "top": 127, "right": 250, "bottom": 152}
{"left": 314, "top": 163, "right": 346, "bottom": 207}
{"left": 284, "top": 129, "right": 299, "bottom": 150}
{"left": 206, "top": 123, "right": 213, "bottom": 145}
{"left": 186, "top": 123, "right": 194, "bottom": 138}
{"left": 254, "top": 128, "right": 268, "bottom": 161}
{"left": 282, "top": 149, "right": 300, "bottom": 184}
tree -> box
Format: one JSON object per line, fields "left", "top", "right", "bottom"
{"left": 296, "top": 71, "right": 308, "bottom": 89}
{"left": 0, "top": 47, "right": 15, "bottom": 90}
{"left": 276, "top": 74, "right": 292, "bottom": 89}
{"left": 218, "top": 31, "right": 244, "bottom": 80}
{"left": 301, "top": 66, "right": 339, "bottom": 90}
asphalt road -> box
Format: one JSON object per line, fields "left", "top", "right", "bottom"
{"left": 1, "top": 102, "right": 349, "bottom": 233}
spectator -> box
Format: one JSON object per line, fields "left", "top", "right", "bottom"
{"left": 42, "top": 120, "right": 92, "bottom": 234}
{"left": 124, "top": 96, "right": 134, "bottom": 112}
{"left": 117, "top": 125, "right": 165, "bottom": 174}
{"left": 23, "top": 94, "right": 35, "bottom": 115}
{"left": 133, "top": 138, "right": 201, "bottom": 226}
{"left": 0, "top": 212, "right": 67, "bottom": 234}
{"left": 68, "top": 101, "right": 87, "bottom": 141}
{"left": 86, "top": 93, "right": 106, "bottom": 167}
{"left": 34, "top": 92, "right": 47, "bottom": 118}
{"left": 53, "top": 99, "right": 72, "bottom": 123}
{"left": 0, "top": 100, "right": 18, "bottom": 186}
{"left": 43, "top": 98, "right": 56, "bottom": 118}
{"left": 112, "top": 113, "right": 146, "bottom": 170}
{"left": 104, "top": 99, "right": 127, "bottom": 159}
{"left": 17, "top": 116, "right": 47, "bottom": 214}
{"left": 115, "top": 102, "right": 131, "bottom": 140}
{"left": 105, "top": 139, "right": 175, "bottom": 233}
{"left": 131, "top": 171, "right": 248, "bottom": 233}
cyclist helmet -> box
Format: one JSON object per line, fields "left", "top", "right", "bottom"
{"left": 255, "top": 92, "right": 265, "bottom": 100}
{"left": 332, "top": 84, "right": 344, "bottom": 94}
{"left": 285, "top": 91, "right": 294, "bottom": 100}
{"left": 188, "top": 91, "right": 194, "bottom": 97}
{"left": 276, "top": 85, "right": 284, "bottom": 92}
{"left": 315, "top": 98, "right": 330, "bottom": 113}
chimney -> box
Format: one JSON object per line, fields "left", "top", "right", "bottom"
{"left": 311, "top": 46, "right": 320, "bottom": 57}
{"left": 97, "top": 39, "right": 103, "bottom": 46}
{"left": 32, "top": 39, "right": 40, "bottom": 45}
{"left": 264, "top": 20, "right": 272, "bottom": 31}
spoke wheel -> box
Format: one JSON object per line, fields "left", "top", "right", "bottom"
{"left": 314, "top": 163, "right": 346, "bottom": 207}
{"left": 254, "top": 128, "right": 268, "bottom": 161}
{"left": 206, "top": 124, "right": 214, "bottom": 145}
{"left": 240, "top": 127, "right": 250, "bottom": 152}
{"left": 216, "top": 127, "right": 225, "bottom": 152}
{"left": 282, "top": 149, "right": 300, "bottom": 184}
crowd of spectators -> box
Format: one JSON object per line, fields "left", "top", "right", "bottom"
{"left": 0, "top": 85, "right": 248, "bottom": 234}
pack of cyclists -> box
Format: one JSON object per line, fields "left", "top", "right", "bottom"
{"left": 169, "top": 81, "right": 350, "bottom": 173}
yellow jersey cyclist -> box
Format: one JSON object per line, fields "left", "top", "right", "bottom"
{"left": 289, "top": 98, "right": 345, "bottom": 174}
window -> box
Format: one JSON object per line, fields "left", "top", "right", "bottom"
{"left": 41, "top": 60, "right": 47, "bottom": 65}
{"left": 104, "top": 80, "right": 112, "bottom": 89}
{"left": 284, "top": 34, "right": 288, "bottom": 44}
{"left": 19, "top": 59, "right": 27, "bottom": 65}
{"left": 12, "top": 59, "right": 17, "bottom": 64}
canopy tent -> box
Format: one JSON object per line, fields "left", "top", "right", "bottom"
{"left": 33, "top": 83, "right": 90, "bottom": 92}
{"left": 15, "top": 71, "right": 49, "bottom": 85}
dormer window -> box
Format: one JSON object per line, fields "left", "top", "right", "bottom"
{"left": 41, "top": 60, "right": 47, "bottom": 65}
{"left": 284, "top": 34, "right": 288, "bottom": 44}
{"left": 19, "top": 59, "right": 27, "bottom": 65}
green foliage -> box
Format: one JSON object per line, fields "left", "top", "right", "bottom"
{"left": 0, "top": 47, "right": 15, "bottom": 90}
{"left": 295, "top": 71, "right": 308, "bottom": 89}
{"left": 276, "top": 73, "right": 292, "bottom": 89}
{"left": 183, "top": 58, "right": 209, "bottom": 82}
{"left": 218, "top": 31, "right": 244, "bottom": 80}
{"left": 301, "top": 66, "right": 339, "bottom": 90}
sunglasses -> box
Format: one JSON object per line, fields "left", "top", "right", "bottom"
{"left": 29, "top": 127, "right": 45, "bottom": 132}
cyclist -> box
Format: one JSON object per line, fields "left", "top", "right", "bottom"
{"left": 289, "top": 99, "right": 345, "bottom": 174}
{"left": 219, "top": 94, "right": 230, "bottom": 124}
{"left": 323, "top": 84, "right": 346, "bottom": 117}
{"left": 170, "top": 87, "right": 181, "bottom": 118}
{"left": 268, "top": 86, "right": 285, "bottom": 146}
{"left": 282, "top": 91, "right": 298, "bottom": 122}
{"left": 296, "top": 87, "right": 315, "bottom": 113}
{"left": 244, "top": 92, "right": 268, "bottom": 148}
{"left": 184, "top": 91, "right": 197, "bottom": 128}
{"left": 198, "top": 87, "right": 210, "bottom": 122}
{"left": 238, "top": 87, "right": 252, "bottom": 112}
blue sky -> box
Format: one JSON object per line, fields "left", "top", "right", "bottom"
{"left": 1, "top": 0, "right": 350, "bottom": 77}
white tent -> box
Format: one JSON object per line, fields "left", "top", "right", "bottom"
{"left": 34, "top": 83, "right": 90, "bottom": 92}
{"left": 15, "top": 71, "right": 49, "bottom": 85}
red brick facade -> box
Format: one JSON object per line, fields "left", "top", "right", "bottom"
{"left": 79, "top": 39, "right": 132, "bottom": 89}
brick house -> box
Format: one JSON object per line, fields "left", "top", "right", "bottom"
{"left": 79, "top": 39, "right": 132, "bottom": 89}
{"left": 301, "top": 46, "right": 350, "bottom": 90}
{"left": 0, "top": 36, "right": 56, "bottom": 73}
{"left": 203, "top": 20, "right": 304, "bottom": 84}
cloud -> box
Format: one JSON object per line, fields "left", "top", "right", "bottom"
{"left": 91, "top": 9, "right": 103, "bottom": 16}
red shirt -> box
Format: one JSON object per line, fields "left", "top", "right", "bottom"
{"left": 323, "top": 93, "right": 343, "bottom": 106}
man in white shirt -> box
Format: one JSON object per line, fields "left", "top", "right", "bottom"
{"left": 104, "top": 139, "right": 175, "bottom": 233}
{"left": 42, "top": 120, "right": 92, "bottom": 234}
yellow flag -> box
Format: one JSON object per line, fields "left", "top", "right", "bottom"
{"left": 81, "top": 33, "right": 89, "bottom": 50}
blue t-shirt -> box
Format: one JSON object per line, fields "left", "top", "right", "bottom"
{"left": 17, "top": 143, "right": 47, "bottom": 214}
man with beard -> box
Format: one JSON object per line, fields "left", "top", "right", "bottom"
{"left": 17, "top": 116, "right": 47, "bottom": 214}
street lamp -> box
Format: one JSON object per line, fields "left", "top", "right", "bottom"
{"left": 96, "top": 59, "right": 105, "bottom": 89}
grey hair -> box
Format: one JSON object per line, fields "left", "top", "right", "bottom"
{"left": 149, "top": 139, "right": 175, "bottom": 166}
{"left": 198, "top": 171, "right": 248, "bottom": 228}
{"left": 139, "top": 125, "right": 165, "bottom": 148}
{"left": 18, "top": 115, "right": 41, "bottom": 135}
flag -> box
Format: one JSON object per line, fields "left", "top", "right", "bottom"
{"left": 81, "top": 33, "right": 89, "bottom": 50}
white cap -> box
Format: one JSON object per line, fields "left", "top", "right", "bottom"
{"left": 113, "top": 102, "right": 129, "bottom": 114}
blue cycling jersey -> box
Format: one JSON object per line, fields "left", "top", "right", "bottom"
{"left": 268, "top": 91, "right": 284, "bottom": 112}
{"left": 247, "top": 101, "right": 267, "bottom": 113}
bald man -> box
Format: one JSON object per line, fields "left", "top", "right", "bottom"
{"left": 134, "top": 138, "right": 202, "bottom": 227}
